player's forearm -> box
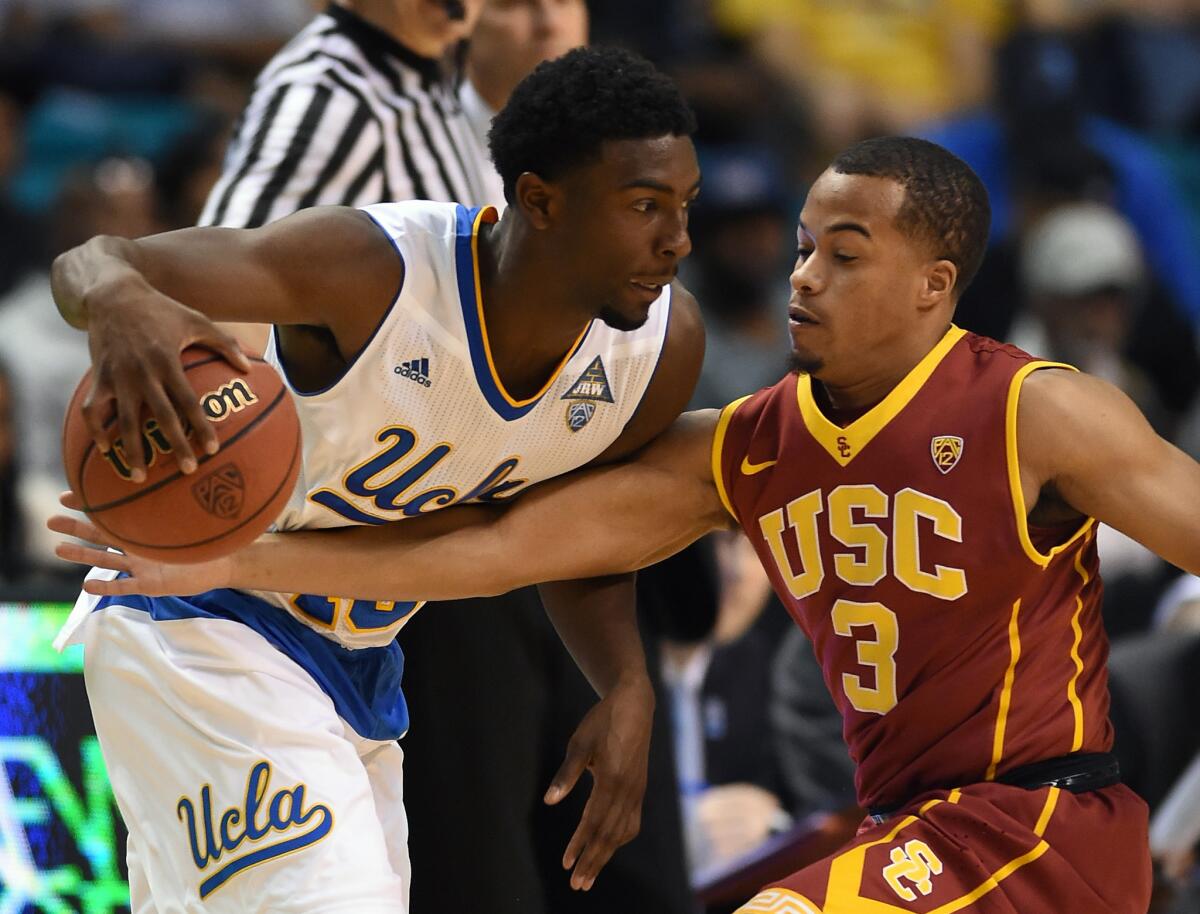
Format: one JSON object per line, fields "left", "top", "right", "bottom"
{"left": 51, "top": 236, "right": 153, "bottom": 329}
{"left": 225, "top": 509, "right": 521, "bottom": 601}
{"left": 538, "top": 575, "right": 652, "bottom": 699}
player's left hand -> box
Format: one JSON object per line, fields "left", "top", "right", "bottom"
{"left": 543, "top": 675, "right": 655, "bottom": 891}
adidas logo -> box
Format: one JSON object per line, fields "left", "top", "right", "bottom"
{"left": 394, "top": 357, "right": 431, "bottom": 388}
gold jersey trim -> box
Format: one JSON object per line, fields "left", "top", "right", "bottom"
{"left": 986, "top": 599, "right": 1023, "bottom": 781}
{"left": 1004, "top": 361, "right": 1095, "bottom": 567}
{"left": 795, "top": 325, "right": 966, "bottom": 467}
{"left": 467, "top": 206, "right": 591, "bottom": 408}
{"left": 712, "top": 395, "right": 752, "bottom": 522}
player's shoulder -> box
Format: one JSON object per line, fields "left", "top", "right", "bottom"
{"left": 357, "top": 200, "right": 467, "bottom": 248}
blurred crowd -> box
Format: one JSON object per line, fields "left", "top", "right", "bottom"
{"left": 1, "top": 1, "right": 1198, "bottom": 911}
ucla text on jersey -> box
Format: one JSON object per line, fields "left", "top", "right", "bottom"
{"left": 254, "top": 202, "right": 672, "bottom": 648}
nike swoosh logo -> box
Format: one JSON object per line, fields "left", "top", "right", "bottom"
{"left": 741, "top": 456, "right": 777, "bottom": 475}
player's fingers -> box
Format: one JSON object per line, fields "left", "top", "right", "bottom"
{"left": 560, "top": 776, "right": 601, "bottom": 872}
{"left": 46, "top": 512, "right": 111, "bottom": 546}
{"left": 568, "top": 799, "right": 629, "bottom": 891}
{"left": 55, "top": 541, "right": 131, "bottom": 573}
{"left": 59, "top": 490, "right": 84, "bottom": 511}
{"left": 143, "top": 381, "right": 198, "bottom": 473}
{"left": 80, "top": 383, "right": 115, "bottom": 454}
{"left": 111, "top": 379, "right": 148, "bottom": 483}
{"left": 545, "top": 742, "right": 589, "bottom": 806}
{"left": 83, "top": 576, "right": 143, "bottom": 596}
{"left": 165, "top": 369, "right": 219, "bottom": 457}
{"left": 192, "top": 322, "right": 252, "bottom": 373}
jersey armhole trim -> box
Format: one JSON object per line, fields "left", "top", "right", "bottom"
{"left": 615, "top": 284, "right": 674, "bottom": 438}
{"left": 270, "top": 208, "right": 407, "bottom": 398}
{"left": 712, "top": 395, "right": 751, "bottom": 523}
{"left": 1005, "top": 361, "right": 1095, "bottom": 567}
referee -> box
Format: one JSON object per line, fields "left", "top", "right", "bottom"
{"left": 197, "top": 4, "right": 691, "bottom": 914}
{"left": 200, "top": 0, "right": 502, "bottom": 353}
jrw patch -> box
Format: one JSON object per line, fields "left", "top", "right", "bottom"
{"left": 562, "top": 356, "right": 614, "bottom": 403}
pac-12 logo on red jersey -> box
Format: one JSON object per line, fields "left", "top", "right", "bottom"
{"left": 930, "top": 435, "right": 963, "bottom": 474}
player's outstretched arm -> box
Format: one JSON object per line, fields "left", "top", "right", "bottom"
{"left": 1018, "top": 369, "right": 1200, "bottom": 573}
{"left": 52, "top": 410, "right": 734, "bottom": 600}
{"left": 49, "top": 207, "right": 398, "bottom": 479}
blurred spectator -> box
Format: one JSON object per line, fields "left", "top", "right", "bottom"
{"left": 0, "top": 75, "right": 44, "bottom": 298}
{"left": 0, "top": 156, "right": 159, "bottom": 570}
{"left": 460, "top": 0, "right": 589, "bottom": 200}
{"left": 770, "top": 627, "right": 858, "bottom": 822}
{"left": 1013, "top": 202, "right": 1165, "bottom": 428}
{"left": 154, "top": 110, "right": 230, "bottom": 228}
{"left": 713, "top": 0, "right": 1011, "bottom": 169}
{"left": 645, "top": 534, "right": 794, "bottom": 883}
{"left": 200, "top": 0, "right": 493, "bottom": 354}
{"left": 686, "top": 147, "right": 796, "bottom": 410}
{"left": 0, "top": 360, "right": 26, "bottom": 581}
{"left": 920, "top": 27, "right": 1200, "bottom": 329}
{"left": 1153, "top": 573, "right": 1200, "bottom": 632}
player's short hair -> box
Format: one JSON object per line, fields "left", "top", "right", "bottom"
{"left": 831, "top": 137, "right": 991, "bottom": 296}
{"left": 489, "top": 46, "right": 697, "bottom": 203}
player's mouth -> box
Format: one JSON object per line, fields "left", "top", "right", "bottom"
{"left": 789, "top": 303, "right": 820, "bottom": 326}
{"left": 629, "top": 277, "right": 670, "bottom": 300}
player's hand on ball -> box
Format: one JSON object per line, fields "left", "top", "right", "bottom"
{"left": 81, "top": 285, "right": 249, "bottom": 480}
{"left": 544, "top": 675, "right": 654, "bottom": 891}
{"left": 48, "top": 493, "right": 233, "bottom": 596}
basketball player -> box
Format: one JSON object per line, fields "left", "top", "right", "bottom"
{"left": 49, "top": 48, "right": 701, "bottom": 913}
{"left": 64, "top": 136, "right": 1199, "bottom": 912}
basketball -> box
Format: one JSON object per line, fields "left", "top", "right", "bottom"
{"left": 62, "top": 348, "right": 301, "bottom": 564}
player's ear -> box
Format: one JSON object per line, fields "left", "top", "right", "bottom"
{"left": 514, "top": 172, "right": 558, "bottom": 230}
{"left": 919, "top": 259, "right": 957, "bottom": 311}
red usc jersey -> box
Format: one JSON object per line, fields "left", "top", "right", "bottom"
{"left": 715, "top": 326, "right": 1112, "bottom": 809}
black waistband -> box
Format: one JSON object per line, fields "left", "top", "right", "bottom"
{"left": 868, "top": 752, "right": 1121, "bottom": 821}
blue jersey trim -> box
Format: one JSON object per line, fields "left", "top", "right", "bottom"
{"left": 94, "top": 588, "right": 408, "bottom": 742}
{"left": 454, "top": 205, "right": 593, "bottom": 421}
{"left": 455, "top": 205, "right": 535, "bottom": 420}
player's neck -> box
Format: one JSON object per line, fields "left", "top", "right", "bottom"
{"left": 476, "top": 220, "right": 595, "bottom": 400}
{"left": 816, "top": 323, "right": 953, "bottom": 423}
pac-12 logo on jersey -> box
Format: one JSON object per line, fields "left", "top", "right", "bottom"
{"left": 931, "top": 435, "right": 963, "bottom": 474}
{"left": 567, "top": 401, "right": 595, "bottom": 431}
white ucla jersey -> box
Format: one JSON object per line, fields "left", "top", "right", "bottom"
{"left": 252, "top": 201, "right": 671, "bottom": 648}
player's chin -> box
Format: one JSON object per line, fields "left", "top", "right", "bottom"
{"left": 788, "top": 346, "right": 824, "bottom": 376}
{"left": 598, "top": 302, "right": 650, "bottom": 332}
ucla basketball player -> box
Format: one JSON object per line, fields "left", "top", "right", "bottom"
{"left": 49, "top": 48, "right": 701, "bottom": 913}
{"left": 65, "top": 137, "right": 1200, "bottom": 913}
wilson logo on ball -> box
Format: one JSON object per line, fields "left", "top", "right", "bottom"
{"left": 191, "top": 463, "right": 246, "bottom": 519}
{"left": 102, "top": 418, "right": 174, "bottom": 480}
{"left": 201, "top": 380, "right": 259, "bottom": 422}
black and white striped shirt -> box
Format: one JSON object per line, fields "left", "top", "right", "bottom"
{"left": 199, "top": 4, "right": 503, "bottom": 229}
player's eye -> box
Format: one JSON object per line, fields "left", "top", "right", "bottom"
{"left": 633, "top": 199, "right": 658, "bottom": 214}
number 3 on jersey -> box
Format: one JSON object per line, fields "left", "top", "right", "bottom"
{"left": 758, "top": 485, "right": 968, "bottom": 715}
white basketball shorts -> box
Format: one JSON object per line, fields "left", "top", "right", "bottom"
{"left": 78, "top": 605, "right": 410, "bottom": 913}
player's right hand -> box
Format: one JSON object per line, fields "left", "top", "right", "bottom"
{"left": 83, "top": 282, "right": 249, "bottom": 481}
{"left": 48, "top": 493, "right": 234, "bottom": 596}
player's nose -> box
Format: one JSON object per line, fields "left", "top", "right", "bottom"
{"left": 791, "top": 255, "right": 823, "bottom": 295}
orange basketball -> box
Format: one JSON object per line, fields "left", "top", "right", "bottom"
{"left": 62, "top": 348, "right": 301, "bottom": 564}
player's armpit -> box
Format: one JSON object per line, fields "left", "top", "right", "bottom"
{"left": 1017, "top": 368, "right": 1200, "bottom": 574}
